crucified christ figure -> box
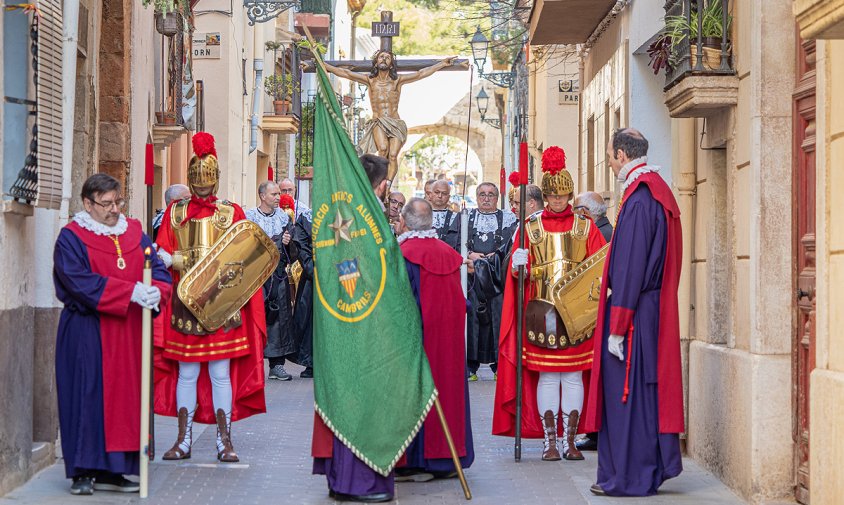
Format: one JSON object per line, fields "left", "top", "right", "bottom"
{"left": 323, "top": 50, "right": 468, "bottom": 185}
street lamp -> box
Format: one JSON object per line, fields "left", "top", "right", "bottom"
{"left": 470, "top": 27, "right": 489, "bottom": 72}
{"left": 475, "top": 87, "right": 501, "bottom": 129}
{"left": 476, "top": 87, "right": 490, "bottom": 119}
{"left": 469, "top": 26, "right": 514, "bottom": 89}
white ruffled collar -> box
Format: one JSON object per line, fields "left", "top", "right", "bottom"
{"left": 397, "top": 229, "right": 439, "bottom": 244}
{"left": 73, "top": 211, "right": 128, "bottom": 236}
{"left": 618, "top": 157, "right": 659, "bottom": 192}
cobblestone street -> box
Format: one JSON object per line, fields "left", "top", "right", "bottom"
{"left": 2, "top": 364, "right": 746, "bottom": 505}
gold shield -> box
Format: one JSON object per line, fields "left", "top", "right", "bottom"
{"left": 550, "top": 243, "right": 610, "bottom": 346}
{"left": 177, "top": 220, "right": 280, "bottom": 331}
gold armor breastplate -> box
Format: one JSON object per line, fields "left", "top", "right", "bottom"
{"left": 171, "top": 200, "right": 236, "bottom": 271}
{"left": 169, "top": 200, "right": 241, "bottom": 335}
{"left": 526, "top": 214, "right": 591, "bottom": 303}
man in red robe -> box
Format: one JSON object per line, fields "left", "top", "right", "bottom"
{"left": 583, "top": 128, "right": 684, "bottom": 496}
{"left": 154, "top": 132, "right": 267, "bottom": 463}
{"left": 493, "top": 146, "right": 606, "bottom": 461}
{"left": 397, "top": 198, "right": 474, "bottom": 480}
{"left": 54, "top": 174, "right": 172, "bottom": 495}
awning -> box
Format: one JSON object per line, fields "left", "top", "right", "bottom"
{"left": 529, "top": 0, "right": 617, "bottom": 45}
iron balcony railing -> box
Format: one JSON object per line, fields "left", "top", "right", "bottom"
{"left": 664, "top": 0, "right": 735, "bottom": 90}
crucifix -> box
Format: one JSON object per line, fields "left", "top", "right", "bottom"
{"left": 302, "top": 11, "right": 470, "bottom": 185}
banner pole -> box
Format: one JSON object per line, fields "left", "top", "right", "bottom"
{"left": 434, "top": 397, "right": 472, "bottom": 500}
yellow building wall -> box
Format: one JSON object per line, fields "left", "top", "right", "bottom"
{"left": 811, "top": 38, "right": 844, "bottom": 505}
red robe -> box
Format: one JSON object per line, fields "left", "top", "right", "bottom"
{"left": 64, "top": 219, "right": 172, "bottom": 451}
{"left": 154, "top": 197, "right": 267, "bottom": 424}
{"left": 582, "top": 171, "right": 684, "bottom": 434}
{"left": 400, "top": 237, "right": 468, "bottom": 459}
{"left": 492, "top": 206, "right": 605, "bottom": 439}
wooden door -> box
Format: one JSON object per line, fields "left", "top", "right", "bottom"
{"left": 792, "top": 32, "right": 816, "bottom": 505}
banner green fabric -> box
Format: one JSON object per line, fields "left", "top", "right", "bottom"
{"left": 310, "top": 60, "right": 437, "bottom": 476}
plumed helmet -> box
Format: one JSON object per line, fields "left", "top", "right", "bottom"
{"left": 540, "top": 146, "right": 573, "bottom": 196}
{"left": 187, "top": 132, "right": 220, "bottom": 196}
{"left": 507, "top": 171, "right": 522, "bottom": 210}
{"left": 279, "top": 194, "right": 296, "bottom": 221}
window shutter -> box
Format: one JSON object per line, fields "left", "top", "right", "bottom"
{"left": 36, "top": 0, "right": 63, "bottom": 210}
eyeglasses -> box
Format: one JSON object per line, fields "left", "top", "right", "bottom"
{"left": 89, "top": 198, "right": 126, "bottom": 210}
{"left": 477, "top": 193, "right": 498, "bottom": 200}
{"left": 432, "top": 190, "right": 450, "bottom": 197}
{"left": 388, "top": 198, "right": 405, "bottom": 208}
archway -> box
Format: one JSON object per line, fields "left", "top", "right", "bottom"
{"left": 395, "top": 133, "right": 483, "bottom": 203}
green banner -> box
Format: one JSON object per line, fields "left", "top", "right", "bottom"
{"left": 311, "top": 60, "right": 436, "bottom": 476}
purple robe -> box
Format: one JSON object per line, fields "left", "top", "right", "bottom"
{"left": 596, "top": 184, "right": 683, "bottom": 496}
{"left": 53, "top": 227, "right": 171, "bottom": 479}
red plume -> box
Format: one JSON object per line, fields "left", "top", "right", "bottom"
{"left": 279, "top": 194, "right": 296, "bottom": 210}
{"left": 192, "top": 132, "right": 217, "bottom": 158}
{"left": 541, "top": 146, "right": 566, "bottom": 175}
{"left": 508, "top": 171, "right": 522, "bottom": 187}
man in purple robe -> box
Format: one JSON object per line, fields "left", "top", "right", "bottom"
{"left": 583, "top": 128, "right": 685, "bottom": 496}
{"left": 312, "top": 154, "right": 394, "bottom": 503}
{"left": 53, "top": 174, "right": 171, "bottom": 495}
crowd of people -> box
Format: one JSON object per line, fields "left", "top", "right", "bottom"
{"left": 52, "top": 128, "right": 683, "bottom": 501}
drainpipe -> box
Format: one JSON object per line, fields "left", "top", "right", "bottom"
{"left": 61, "top": 0, "right": 80, "bottom": 218}
{"left": 249, "top": 25, "right": 263, "bottom": 155}
{"left": 673, "top": 117, "right": 696, "bottom": 443}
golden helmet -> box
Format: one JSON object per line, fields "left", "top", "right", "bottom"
{"left": 187, "top": 132, "right": 220, "bottom": 195}
{"left": 507, "top": 171, "right": 521, "bottom": 210}
{"left": 540, "top": 146, "right": 573, "bottom": 196}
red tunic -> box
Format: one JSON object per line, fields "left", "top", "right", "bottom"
{"left": 154, "top": 197, "right": 267, "bottom": 424}
{"left": 492, "top": 206, "right": 605, "bottom": 439}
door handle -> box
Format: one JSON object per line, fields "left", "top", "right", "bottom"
{"left": 796, "top": 287, "right": 815, "bottom": 300}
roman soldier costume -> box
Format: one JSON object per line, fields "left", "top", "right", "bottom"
{"left": 493, "top": 146, "right": 606, "bottom": 461}
{"left": 154, "top": 133, "right": 268, "bottom": 463}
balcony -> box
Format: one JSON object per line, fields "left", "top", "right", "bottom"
{"left": 261, "top": 114, "right": 300, "bottom": 134}
{"left": 661, "top": 0, "right": 738, "bottom": 118}
{"left": 528, "top": 0, "right": 617, "bottom": 45}
{"left": 295, "top": 0, "right": 331, "bottom": 39}
{"left": 794, "top": 0, "right": 844, "bottom": 39}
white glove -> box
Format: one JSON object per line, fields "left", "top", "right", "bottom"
{"left": 511, "top": 248, "right": 529, "bottom": 268}
{"left": 157, "top": 249, "right": 173, "bottom": 268}
{"left": 131, "top": 283, "right": 153, "bottom": 309}
{"left": 607, "top": 334, "right": 625, "bottom": 361}
{"left": 145, "top": 286, "right": 161, "bottom": 309}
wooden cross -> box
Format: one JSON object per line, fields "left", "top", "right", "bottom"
{"left": 301, "top": 11, "right": 468, "bottom": 73}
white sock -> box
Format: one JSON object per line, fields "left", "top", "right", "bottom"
{"left": 536, "top": 372, "right": 562, "bottom": 416}
{"left": 560, "top": 371, "right": 584, "bottom": 451}
{"left": 209, "top": 359, "right": 232, "bottom": 452}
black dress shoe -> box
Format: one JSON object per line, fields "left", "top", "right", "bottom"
{"left": 70, "top": 476, "right": 94, "bottom": 495}
{"left": 576, "top": 437, "right": 598, "bottom": 451}
{"left": 590, "top": 484, "right": 606, "bottom": 496}
{"left": 300, "top": 367, "right": 314, "bottom": 379}
{"left": 329, "top": 490, "right": 393, "bottom": 502}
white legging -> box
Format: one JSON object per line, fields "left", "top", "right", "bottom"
{"left": 536, "top": 371, "right": 584, "bottom": 421}
{"left": 176, "top": 359, "right": 232, "bottom": 415}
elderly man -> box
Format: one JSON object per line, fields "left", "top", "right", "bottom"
{"left": 446, "top": 182, "right": 518, "bottom": 381}
{"left": 423, "top": 179, "right": 437, "bottom": 202}
{"left": 387, "top": 190, "right": 406, "bottom": 231}
{"left": 278, "top": 177, "right": 311, "bottom": 218}
{"left": 246, "top": 181, "right": 298, "bottom": 382}
{"left": 395, "top": 198, "right": 474, "bottom": 480}
{"left": 584, "top": 128, "right": 684, "bottom": 496}
{"left": 54, "top": 173, "right": 171, "bottom": 495}
{"left": 152, "top": 184, "right": 190, "bottom": 241}
{"left": 429, "top": 180, "right": 455, "bottom": 240}
{"left": 575, "top": 191, "right": 613, "bottom": 242}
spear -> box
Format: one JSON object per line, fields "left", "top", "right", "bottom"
{"left": 514, "top": 142, "right": 528, "bottom": 462}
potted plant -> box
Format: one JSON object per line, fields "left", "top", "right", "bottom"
{"left": 143, "top": 0, "right": 182, "bottom": 36}
{"left": 264, "top": 73, "right": 299, "bottom": 115}
{"left": 660, "top": 0, "right": 732, "bottom": 72}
